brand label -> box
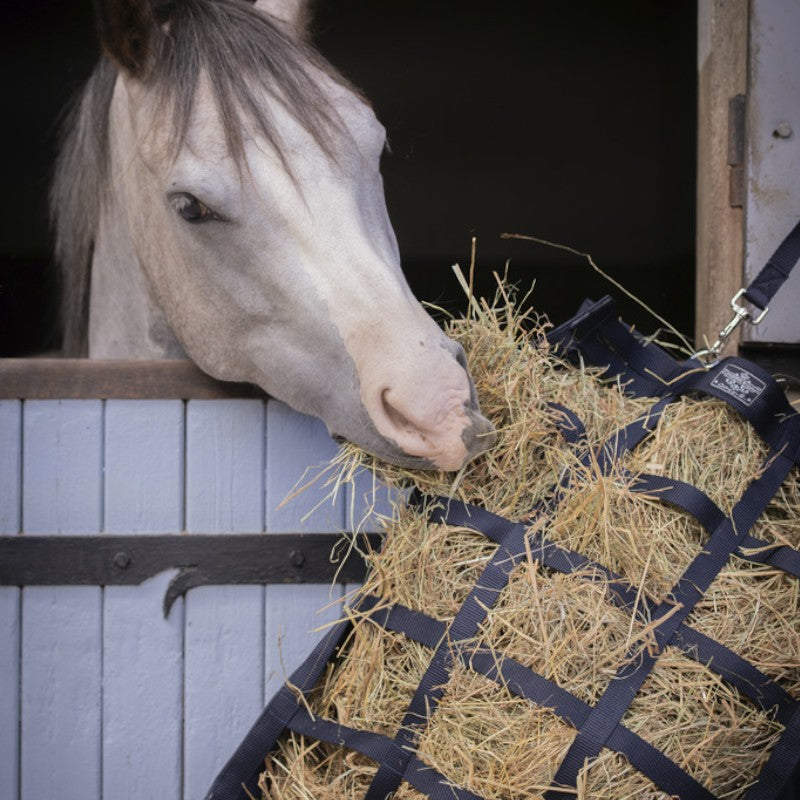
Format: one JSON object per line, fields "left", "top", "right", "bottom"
{"left": 710, "top": 364, "right": 766, "bottom": 406}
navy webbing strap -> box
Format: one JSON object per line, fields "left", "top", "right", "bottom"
{"left": 736, "top": 534, "right": 800, "bottom": 579}
{"left": 357, "top": 527, "right": 739, "bottom": 799}
{"left": 342, "top": 591, "right": 718, "bottom": 799}
{"left": 744, "top": 703, "right": 800, "bottom": 800}
{"left": 677, "top": 358, "right": 800, "bottom": 461}
{"left": 355, "top": 593, "right": 447, "bottom": 649}
{"left": 364, "top": 506, "right": 534, "bottom": 800}
{"left": 547, "top": 402, "right": 588, "bottom": 447}
{"left": 744, "top": 218, "right": 800, "bottom": 311}
{"left": 554, "top": 305, "right": 800, "bottom": 464}
{"left": 671, "top": 625, "right": 795, "bottom": 716}
{"left": 545, "top": 444, "right": 797, "bottom": 796}
{"left": 466, "top": 647, "right": 716, "bottom": 800}
{"left": 283, "top": 705, "right": 487, "bottom": 800}
{"left": 628, "top": 471, "right": 727, "bottom": 533}
{"left": 417, "top": 482, "right": 794, "bottom": 723}
{"left": 413, "top": 390, "right": 800, "bottom": 799}
{"left": 548, "top": 300, "right": 694, "bottom": 397}
{"left": 204, "top": 618, "right": 353, "bottom": 800}
{"left": 593, "top": 396, "right": 674, "bottom": 470}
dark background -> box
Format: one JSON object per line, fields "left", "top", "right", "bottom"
{"left": 0, "top": 1, "right": 696, "bottom": 356}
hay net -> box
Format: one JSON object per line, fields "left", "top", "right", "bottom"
{"left": 206, "top": 291, "right": 800, "bottom": 800}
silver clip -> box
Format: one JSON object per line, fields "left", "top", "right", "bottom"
{"left": 693, "top": 288, "right": 769, "bottom": 367}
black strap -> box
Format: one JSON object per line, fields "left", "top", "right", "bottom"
{"left": 544, "top": 444, "right": 797, "bottom": 796}
{"left": 284, "top": 706, "right": 487, "bottom": 800}
{"left": 364, "top": 509, "right": 533, "bottom": 800}
{"left": 204, "top": 618, "right": 353, "bottom": 800}
{"left": 744, "top": 703, "right": 800, "bottom": 800}
{"left": 736, "top": 534, "right": 800, "bottom": 579}
{"left": 356, "top": 590, "right": 718, "bottom": 799}
{"left": 744, "top": 218, "right": 800, "bottom": 311}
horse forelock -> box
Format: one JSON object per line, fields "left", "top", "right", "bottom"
{"left": 150, "top": 0, "right": 356, "bottom": 164}
{"left": 52, "top": 0, "right": 358, "bottom": 354}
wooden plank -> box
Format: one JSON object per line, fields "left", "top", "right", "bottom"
{"left": 20, "top": 400, "right": 103, "bottom": 800}
{"left": 345, "top": 464, "right": 399, "bottom": 535}
{"left": 185, "top": 400, "right": 265, "bottom": 532}
{"left": 264, "top": 583, "right": 345, "bottom": 702}
{"left": 102, "top": 400, "right": 184, "bottom": 800}
{"left": 265, "top": 400, "right": 343, "bottom": 534}
{"left": 0, "top": 400, "right": 21, "bottom": 532}
{"left": 22, "top": 400, "right": 103, "bottom": 533}
{"left": 21, "top": 587, "right": 102, "bottom": 800}
{"left": 183, "top": 400, "right": 266, "bottom": 800}
{"left": 0, "top": 359, "right": 265, "bottom": 401}
{"left": 0, "top": 401, "right": 21, "bottom": 800}
{"left": 103, "top": 400, "right": 184, "bottom": 533}
{"left": 695, "top": 0, "right": 748, "bottom": 354}
{"left": 264, "top": 400, "right": 345, "bottom": 702}
{"left": 0, "top": 588, "right": 19, "bottom": 800}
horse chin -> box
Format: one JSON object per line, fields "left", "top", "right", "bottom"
{"left": 331, "top": 403, "right": 497, "bottom": 472}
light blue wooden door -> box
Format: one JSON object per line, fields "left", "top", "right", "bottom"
{"left": 0, "top": 397, "right": 385, "bottom": 800}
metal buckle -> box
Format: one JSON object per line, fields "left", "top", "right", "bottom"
{"left": 730, "top": 288, "right": 769, "bottom": 326}
{"left": 693, "top": 288, "right": 769, "bottom": 367}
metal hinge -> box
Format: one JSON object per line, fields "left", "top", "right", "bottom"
{"left": 0, "top": 533, "right": 380, "bottom": 617}
{"left": 728, "top": 94, "right": 746, "bottom": 208}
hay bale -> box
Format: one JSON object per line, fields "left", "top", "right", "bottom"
{"left": 260, "top": 286, "right": 799, "bottom": 800}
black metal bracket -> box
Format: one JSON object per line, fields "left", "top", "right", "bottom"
{"left": 0, "top": 533, "right": 380, "bottom": 617}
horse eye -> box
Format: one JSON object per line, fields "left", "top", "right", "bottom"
{"left": 169, "top": 192, "right": 218, "bottom": 224}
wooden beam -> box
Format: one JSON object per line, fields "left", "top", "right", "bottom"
{"left": 0, "top": 359, "right": 266, "bottom": 400}
{"left": 695, "top": 0, "right": 749, "bottom": 355}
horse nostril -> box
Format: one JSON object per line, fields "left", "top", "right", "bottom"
{"left": 453, "top": 344, "right": 468, "bottom": 371}
{"left": 449, "top": 343, "right": 480, "bottom": 409}
{"left": 381, "top": 389, "right": 414, "bottom": 435}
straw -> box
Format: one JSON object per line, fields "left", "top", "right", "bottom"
{"left": 261, "top": 279, "right": 799, "bottom": 800}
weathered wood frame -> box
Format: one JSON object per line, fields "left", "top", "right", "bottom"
{"left": 695, "top": 0, "right": 749, "bottom": 356}
{"left": 0, "top": 358, "right": 263, "bottom": 400}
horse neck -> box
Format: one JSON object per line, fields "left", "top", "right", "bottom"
{"left": 88, "top": 196, "right": 185, "bottom": 359}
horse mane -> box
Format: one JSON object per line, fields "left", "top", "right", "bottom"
{"left": 51, "top": 0, "right": 356, "bottom": 356}
{"left": 50, "top": 58, "right": 116, "bottom": 356}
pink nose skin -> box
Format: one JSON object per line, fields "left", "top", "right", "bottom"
{"left": 368, "top": 349, "right": 497, "bottom": 471}
{"left": 376, "top": 388, "right": 495, "bottom": 470}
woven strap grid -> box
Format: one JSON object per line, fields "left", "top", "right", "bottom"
{"left": 206, "top": 311, "right": 800, "bottom": 800}
{"left": 355, "top": 593, "right": 715, "bottom": 799}
{"left": 270, "top": 589, "right": 715, "bottom": 800}
{"left": 363, "top": 365, "right": 799, "bottom": 800}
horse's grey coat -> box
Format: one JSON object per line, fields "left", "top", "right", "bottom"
{"left": 51, "top": 0, "right": 496, "bottom": 470}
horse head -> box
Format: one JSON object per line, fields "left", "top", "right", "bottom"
{"left": 55, "top": 0, "right": 495, "bottom": 470}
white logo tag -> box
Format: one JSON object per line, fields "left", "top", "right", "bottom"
{"left": 710, "top": 364, "right": 766, "bottom": 406}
